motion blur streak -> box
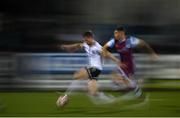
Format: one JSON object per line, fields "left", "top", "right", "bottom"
{"left": 0, "top": 53, "right": 179, "bottom": 90}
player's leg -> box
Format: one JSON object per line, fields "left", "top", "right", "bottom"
{"left": 88, "top": 79, "right": 98, "bottom": 96}
{"left": 111, "top": 71, "right": 130, "bottom": 87}
{"left": 85, "top": 67, "right": 101, "bottom": 96}
{"left": 129, "top": 77, "right": 143, "bottom": 97}
{"left": 56, "top": 68, "right": 89, "bottom": 107}
{"left": 118, "top": 74, "right": 143, "bottom": 97}
{"left": 65, "top": 68, "right": 89, "bottom": 95}
{"left": 62, "top": 67, "right": 92, "bottom": 96}
{"left": 86, "top": 67, "right": 115, "bottom": 104}
{"left": 73, "top": 68, "right": 89, "bottom": 80}
{"left": 111, "top": 66, "right": 142, "bottom": 94}
{"left": 87, "top": 78, "right": 115, "bottom": 104}
{"left": 111, "top": 66, "right": 132, "bottom": 89}
{"left": 72, "top": 67, "right": 108, "bottom": 96}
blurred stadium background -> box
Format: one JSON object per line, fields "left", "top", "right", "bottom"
{"left": 0, "top": 0, "right": 180, "bottom": 117}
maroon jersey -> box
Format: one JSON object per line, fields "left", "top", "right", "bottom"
{"left": 107, "top": 36, "right": 140, "bottom": 77}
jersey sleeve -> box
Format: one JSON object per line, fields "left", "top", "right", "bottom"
{"left": 129, "top": 36, "right": 140, "bottom": 48}
{"left": 96, "top": 42, "right": 103, "bottom": 52}
{"left": 106, "top": 39, "right": 115, "bottom": 48}
{"left": 82, "top": 42, "right": 87, "bottom": 49}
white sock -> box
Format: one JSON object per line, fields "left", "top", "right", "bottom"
{"left": 130, "top": 80, "right": 142, "bottom": 97}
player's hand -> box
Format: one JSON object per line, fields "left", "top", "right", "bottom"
{"left": 118, "top": 62, "right": 128, "bottom": 70}
{"left": 60, "top": 45, "right": 74, "bottom": 52}
{"left": 55, "top": 44, "right": 64, "bottom": 49}
{"left": 101, "top": 50, "right": 107, "bottom": 57}
{"left": 60, "top": 45, "right": 66, "bottom": 50}
{"left": 151, "top": 53, "right": 159, "bottom": 61}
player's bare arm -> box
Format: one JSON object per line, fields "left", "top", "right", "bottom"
{"left": 103, "top": 51, "right": 119, "bottom": 63}
{"left": 102, "top": 43, "right": 109, "bottom": 56}
{"left": 101, "top": 44, "right": 119, "bottom": 63}
{"left": 137, "top": 39, "right": 159, "bottom": 60}
{"left": 60, "top": 43, "right": 83, "bottom": 52}
{"left": 102, "top": 44, "right": 128, "bottom": 69}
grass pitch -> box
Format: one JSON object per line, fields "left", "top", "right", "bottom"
{"left": 0, "top": 90, "right": 180, "bottom": 117}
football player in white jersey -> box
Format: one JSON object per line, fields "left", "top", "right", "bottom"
{"left": 56, "top": 31, "right": 120, "bottom": 106}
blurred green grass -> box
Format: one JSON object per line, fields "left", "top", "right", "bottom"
{"left": 0, "top": 79, "right": 180, "bottom": 117}
{"left": 0, "top": 91, "right": 180, "bottom": 117}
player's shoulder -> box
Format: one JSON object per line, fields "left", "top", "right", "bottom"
{"left": 95, "top": 40, "right": 101, "bottom": 45}
{"left": 95, "top": 41, "right": 102, "bottom": 48}
{"left": 105, "top": 38, "right": 115, "bottom": 48}
{"left": 126, "top": 35, "right": 139, "bottom": 42}
{"left": 82, "top": 42, "right": 86, "bottom": 46}
{"left": 82, "top": 42, "right": 88, "bottom": 49}
{"left": 126, "top": 35, "right": 140, "bottom": 48}
{"left": 127, "top": 35, "right": 136, "bottom": 39}
{"left": 109, "top": 38, "right": 115, "bottom": 41}
{"left": 107, "top": 38, "right": 115, "bottom": 44}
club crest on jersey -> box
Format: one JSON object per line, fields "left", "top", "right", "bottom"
{"left": 91, "top": 50, "right": 100, "bottom": 55}
{"left": 115, "top": 42, "right": 129, "bottom": 53}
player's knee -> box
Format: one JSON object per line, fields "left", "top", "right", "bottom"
{"left": 89, "top": 79, "right": 97, "bottom": 85}
{"left": 92, "top": 79, "right": 97, "bottom": 84}
{"left": 88, "top": 80, "right": 98, "bottom": 96}
{"left": 73, "top": 73, "right": 80, "bottom": 80}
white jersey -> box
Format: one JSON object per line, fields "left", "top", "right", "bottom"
{"left": 82, "top": 41, "right": 103, "bottom": 70}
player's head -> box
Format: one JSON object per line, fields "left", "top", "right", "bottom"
{"left": 83, "top": 31, "right": 94, "bottom": 45}
{"left": 114, "top": 26, "right": 126, "bottom": 40}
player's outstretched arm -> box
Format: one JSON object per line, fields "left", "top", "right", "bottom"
{"left": 102, "top": 42, "right": 120, "bottom": 63}
{"left": 138, "top": 39, "right": 159, "bottom": 60}
{"left": 60, "top": 43, "right": 83, "bottom": 52}
{"left": 103, "top": 51, "right": 119, "bottom": 63}
{"left": 102, "top": 50, "right": 128, "bottom": 69}
{"left": 102, "top": 43, "right": 109, "bottom": 57}
{"left": 102, "top": 45, "right": 128, "bottom": 69}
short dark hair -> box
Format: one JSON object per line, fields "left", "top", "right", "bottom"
{"left": 115, "top": 26, "right": 126, "bottom": 32}
{"left": 83, "top": 30, "right": 94, "bottom": 37}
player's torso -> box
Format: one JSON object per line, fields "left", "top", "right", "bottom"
{"left": 114, "top": 38, "right": 133, "bottom": 63}
{"left": 83, "top": 42, "right": 103, "bottom": 70}
{"left": 114, "top": 38, "right": 135, "bottom": 76}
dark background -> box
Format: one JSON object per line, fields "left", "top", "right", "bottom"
{"left": 0, "top": 0, "right": 180, "bottom": 53}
